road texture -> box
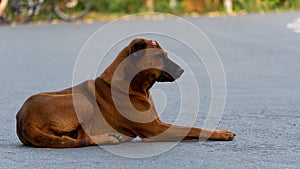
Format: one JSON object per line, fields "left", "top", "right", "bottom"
{"left": 0, "top": 12, "right": 299, "bottom": 169}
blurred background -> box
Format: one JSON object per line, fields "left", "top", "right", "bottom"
{"left": 90, "top": 0, "right": 300, "bottom": 14}
{"left": 27, "top": 0, "right": 300, "bottom": 23}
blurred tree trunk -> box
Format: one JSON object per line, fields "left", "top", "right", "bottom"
{"left": 284, "top": 0, "right": 290, "bottom": 8}
{"left": 224, "top": 0, "right": 233, "bottom": 13}
{"left": 169, "top": 0, "right": 177, "bottom": 9}
{"left": 256, "top": 0, "right": 261, "bottom": 11}
{"left": 146, "top": 0, "right": 154, "bottom": 12}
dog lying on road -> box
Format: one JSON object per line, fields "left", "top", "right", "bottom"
{"left": 16, "top": 38, "right": 235, "bottom": 148}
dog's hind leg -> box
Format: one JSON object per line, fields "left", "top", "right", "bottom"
{"left": 21, "top": 123, "right": 90, "bottom": 148}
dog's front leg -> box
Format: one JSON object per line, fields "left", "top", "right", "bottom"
{"left": 140, "top": 122, "right": 235, "bottom": 142}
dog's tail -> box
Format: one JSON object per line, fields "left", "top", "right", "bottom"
{"left": 18, "top": 122, "right": 90, "bottom": 148}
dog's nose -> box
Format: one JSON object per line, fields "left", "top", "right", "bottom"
{"left": 174, "top": 67, "right": 184, "bottom": 79}
{"left": 178, "top": 67, "right": 184, "bottom": 74}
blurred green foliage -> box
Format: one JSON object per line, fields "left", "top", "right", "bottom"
{"left": 88, "top": 0, "right": 300, "bottom": 14}
{"left": 90, "top": 0, "right": 186, "bottom": 14}
{"left": 91, "top": 0, "right": 146, "bottom": 14}
{"left": 29, "top": 0, "right": 300, "bottom": 22}
{"left": 232, "top": 0, "right": 300, "bottom": 12}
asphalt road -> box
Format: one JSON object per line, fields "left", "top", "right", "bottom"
{"left": 1, "top": 12, "right": 300, "bottom": 169}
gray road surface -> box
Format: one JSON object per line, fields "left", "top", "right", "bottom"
{"left": 0, "top": 12, "right": 300, "bottom": 169}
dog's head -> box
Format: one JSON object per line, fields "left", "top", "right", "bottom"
{"left": 125, "top": 38, "right": 184, "bottom": 83}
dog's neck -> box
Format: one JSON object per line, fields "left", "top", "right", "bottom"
{"left": 129, "top": 73, "right": 156, "bottom": 97}
{"left": 100, "top": 46, "right": 129, "bottom": 85}
{"left": 98, "top": 73, "right": 155, "bottom": 98}
{"left": 96, "top": 43, "right": 158, "bottom": 112}
{"left": 100, "top": 45, "right": 157, "bottom": 97}
{"left": 97, "top": 70, "right": 155, "bottom": 112}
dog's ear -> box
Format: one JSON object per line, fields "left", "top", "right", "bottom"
{"left": 129, "top": 40, "right": 147, "bottom": 56}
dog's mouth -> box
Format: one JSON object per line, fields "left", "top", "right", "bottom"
{"left": 157, "top": 68, "right": 184, "bottom": 82}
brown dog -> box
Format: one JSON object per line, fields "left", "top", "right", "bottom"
{"left": 16, "top": 38, "right": 235, "bottom": 148}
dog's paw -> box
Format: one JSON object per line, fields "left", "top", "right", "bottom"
{"left": 213, "top": 130, "right": 236, "bottom": 141}
{"left": 108, "top": 133, "right": 123, "bottom": 144}
{"left": 102, "top": 133, "right": 123, "bottom": 144}
{"left": 90, "top": 133, "right": 124, "bottom": 145}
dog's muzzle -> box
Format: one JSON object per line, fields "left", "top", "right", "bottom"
{"left": 157, "top": 60, "right": 184, "bottom": 82}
